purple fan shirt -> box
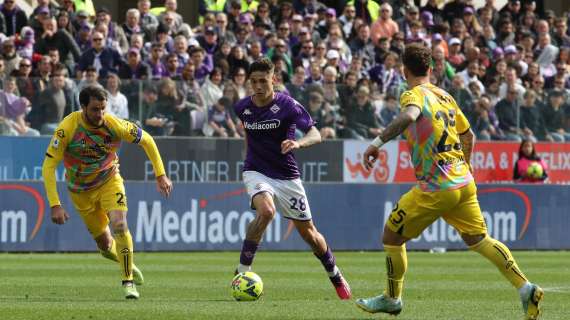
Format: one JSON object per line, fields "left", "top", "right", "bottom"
{"left": 234, "top": 92, "right": 315, "bottom": 180}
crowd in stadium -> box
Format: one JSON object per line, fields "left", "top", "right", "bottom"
{"left": 0, "top": 0, "right": 569, "bottom": 142}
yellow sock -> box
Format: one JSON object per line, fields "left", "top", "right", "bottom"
{"left": 469, "top": 235, "right": 528, "bottom": 289}
{"left": 384, "top": 244, "right": 407, "bottom": 299}
{"left": 99, "top": 239, "right": 118, "bottom": 262}
{"left": 114, "top": 230, "right": 134, "bottom": 282}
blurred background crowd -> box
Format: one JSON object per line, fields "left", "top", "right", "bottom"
{"left": 0, "top": 0, "right": 569, "bottom": 142}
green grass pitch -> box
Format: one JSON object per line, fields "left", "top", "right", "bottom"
{"left": 0, "top": 251, "right": 568, "bottom": 319}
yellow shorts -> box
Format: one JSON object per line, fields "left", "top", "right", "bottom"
{"left": 386, "top": 181, "right": 487, "bottom": 239}
{"left": 69, "top": 174, "right": 128, "bottom": 238}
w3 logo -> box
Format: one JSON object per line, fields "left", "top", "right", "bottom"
{"left": 346, "top": 149, "right": 390, "bottom": 182}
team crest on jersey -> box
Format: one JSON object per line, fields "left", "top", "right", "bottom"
{"left": 255, "top": 183, "right": 263, "bottom": 190}
{"left": 243, "top": 108, "right": 252, "bottom": 115}
{"left": 52, "top": 138, "right": 59, "bottom": 149}
{"left": 270, "top": 105, "right": 280, "bottom": 113}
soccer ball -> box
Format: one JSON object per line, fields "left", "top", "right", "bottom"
{"left": 231, "top": 271, "right": 263, "bottom": 301}
{"left": 526, "top": 162, "right": 544, "bottom": 179}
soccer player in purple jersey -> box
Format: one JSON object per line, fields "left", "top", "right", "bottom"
{"left": 233, "top": 57, "right": 351, "bottom": 300}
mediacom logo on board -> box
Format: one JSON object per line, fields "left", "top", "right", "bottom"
{"left": 0, "top": 184, "right": 45, "bottom": 243}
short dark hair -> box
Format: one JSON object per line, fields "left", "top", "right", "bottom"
{"left": 79, "top": 85, "right": 107, "bottom": 107}
{"left": 248, "top": 57, "right": 274, "bottom": 76}
{"left": 402, "top": 43, "right": 431, "bottom": 77}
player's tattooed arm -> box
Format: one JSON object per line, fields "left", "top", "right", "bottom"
{"left": 379, "top": 105, "right": 421, "bottom": 143}
{"left": 297, "top": 126, "right": 321, "bottom": 148}
{"left": 459, "top": 128, "right": 475, "bottom": 168}
{"left": 282, "top": 126, "right": 321, "bottom": 153}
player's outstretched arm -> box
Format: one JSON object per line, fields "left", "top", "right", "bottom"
{"left": 363, "top": 106, "right": 421, "bottom": 170}
{"left": 42, "top": 151, "right": 70, "bottom": 224}
{"left": 459, "top": 128, "right": 475, "bottom": 172}
{"left": 137, "top": 130, "right": 172, "bottom": 197}
{"left": 281, "top": 126, "right": 321, "bottom": 154}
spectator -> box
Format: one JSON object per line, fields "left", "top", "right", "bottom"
{"left": 76, "top": 66, "right": 103, "bottom": 105}
{"left": 449, "top": 74, "right": 473, "bottom": 115}
{"left": 201, "top": 67, "right": 224, "bottom": 110}
{"left": 348, "top": 24, "right": 374, "bottom": 68}
{"left": 122, "top": 9, "right": 144, "bottom": 45}
{"left": 144, "top": 86, "right": 173, "bottom": 136}
{"left": 78, "top": 31, "right": 123, "bottom": 78}
{"left": 343, "top": 85, "right": 382, "bottom": 139}
{"left": 157, "top": 78, "right": 191, "bottom": 136}
{"left": 338, "top": 70, "right": 358, "bottom": 114}
{"left": 287, "top": 65, "right": 308, "bottom": 103}
{"left": 499, "top": 66, "right": 525, "bottom": 102}
{"left": 95, "top": 7, "right": 129, "bottom": 54}
{"left": 0, "top": 0, "right": 28, "bottom": 36}
{"left": 146, "top": 42, "right": 167, "bottom": 79}
{"left": 165, "top": 53, "right": 180, "bottom": 78}
{"left": 542, "top": 89, "right": 570, "bottom": 142}
{"left": 190, "top": 46, "right": 213, "bottom": 84}
{"left": 370, "top": 3, "right": 399, "bottom": 45}
{"left": 495, "top": 86, "right": 522, "bottom": 141}
{"left": 339, "top": 4, "right": 356, "bottom": 38}
{"left": 379, "top": 94, "right": 399, "bottom": 127}
{"left": 447, "top": 37, "right": 464, "bottom": 68}
{"left": 159, "top": 0, "right": 192, "bottom": 39}
{"left": 535, "top": 32, "right": 558, "bottom": 78}
{"left": 470, "top": 96, "right": 498, "bottom": 140}
{"left": 32, "top": 55, "right": 53, "bottom": 91}
{"left": 369, "top": 51, "right": 402, "bottom": 95}
{"left": 56, "top": 10, "right": 74, "bottom": 35}
{"left": 105, "top": 73, "right": 129, "bottom": 120}
{"left": 208, "top": 96, "right": 240, "bottom": 138}
{"left": 459, "top": 60, "right": 484, "bottom": 95}
{"left": 15, "top": 59, "right": 41, "bottom": 104}
{"left": 552, "top": 17, "right": 570, "bottom": 48}
{"left": 305, "top": 61, "right": 323, "bottom": 84}
{"left": 1, "top": 39, "right": 21, "bottom": 77}
{"left": 0, "top": 78, "right": 39, "bottom": 136}
{"left": 74, "top": 22, "right": 92, "bottom": 53}
{"left": 513, "top": 140, "right": 548, "bottom": 183}
{"left": 322, "top": 65, "right": 340, "bottom": 106}
{"left": 174, "top": 62, "right": 205, "bottom": 109}
{"left": 16, "top": 26, "right": 35, "bottom": 60}
{"left": 215, "top": 12, "right": 236, "bottom": 44}
{"left": 137, "top": 0, "right": 159, "bottom": 41}
{"left": 35, "top": 17, "right": 81, "bottom": 71}
{"left": 228, "top": 45, "right": 250, "bottom": 76}
{"left": 520, "top": 90, "right": 551, "bottom": 142}
{"left": 29, "top": 70, "right": 76, "bottom": 134}
{"left": 118, "top": 48, "right": 151, "bottom": 80}
{"left": 228, "top": 67, "right": 247, "bottom": 99}
{"left": 306, "top": 89, "right": 337, "bottom": 139}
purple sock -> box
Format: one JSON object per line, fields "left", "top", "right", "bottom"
{"left": 239, "top": 239, "right": 259, "bottom": 266}
{"left": 315, "top": 246, "right": 336, "bottom": 273}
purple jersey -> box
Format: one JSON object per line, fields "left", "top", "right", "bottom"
{"left": 234, "top": 92, "right": 315, "bottom": 180}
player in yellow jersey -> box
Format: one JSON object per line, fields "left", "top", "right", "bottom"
{"left": 42, "top": 86, "right": 173, "bottom": 299}
{"left": 355, "top": 44, "right": 543, "bottom": 319}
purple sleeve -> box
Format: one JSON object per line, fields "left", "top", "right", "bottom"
{"left": 291, "top": 98, "right": 315, "bottom": 133}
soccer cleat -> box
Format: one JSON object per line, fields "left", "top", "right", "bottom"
{"left": 133, "top": 265, "right": 144, "bottom": 286}
{"left": 329, "top": 272, "right": 352, "bottom": 300}
{"left": 355, "top": 294, "right": 403, "bottom": 315}
{"left": 521, "top": 283, "right": 544, "bottom": 320}
{"left": 123, "top": 281, "right": 140, "bottom": 300}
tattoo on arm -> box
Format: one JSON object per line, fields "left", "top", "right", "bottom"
{"left": 379, "top": 106, "right": 421, "bottom": 143}
{"left": 459, "top": 129, "right": 475, "bottom": 164}
{"left": 298, "top": 126, "right": 322, "bottom": 148}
